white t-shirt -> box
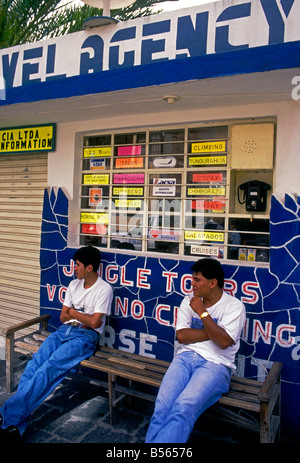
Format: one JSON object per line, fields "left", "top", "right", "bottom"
{"left": 176, "top": 292, "right": 246, "bottom": 371}
{"left": 63, "top": 277, "right": 113, "bottom": 334}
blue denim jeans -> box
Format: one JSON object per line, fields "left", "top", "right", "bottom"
{"left": 145, "top": 350, "right": 231, "bottom": 443}
{"left": 0, "top": 324, "right": 98, "bottom": 435}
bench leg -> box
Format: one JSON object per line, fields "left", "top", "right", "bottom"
{"left": 6, "top": 332, "right": 15, "bottom": 392}
{"left": 108, "top": 373, "right": 116, "bottom": 425}
{"left": 260, "top": 401, "right": 281, "bottom": 443}
{"left": 260, "top": 402, "right": 270, "bottom": 443}
{"left": 260, "top": 380, "right": 281, "bottom": 443}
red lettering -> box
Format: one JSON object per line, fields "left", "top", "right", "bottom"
{"left": 115, "top": 296, "right": 128, "bottom": 317}
{"left": 59, "top": 286, "right": 67, "bottom": 304}
{"left": 106, "top": 264, "right": 118, "bottom": 284}
{"left": 132, "top": 300, "right": 144, "bottom": 320}
{"left": 137, "top": 268, "right": 151, "bottom": 289}
{"left": 224, "top": 279, "right": 237, "bottom": 296}
{"left": 63, "top": 260, "right": 74, "bottom": 276}
{"left": 163, "top": 271, "right": 178, "bottom": 292}
{"left": 121, "top": 265, "right": 134, "bottom": 287}
{"left": 253, "top": 320, "right": 272, "bottom": 344}
{"left": 46, "top": 283, "right": 56, "bottom": 301}
{"left": 181, "top": 274, "right": 192, "bottom": 295}
{"left": 241, "top": 282, "right": 259, "bottom": 304}
{"left": 155, "top": 304, "right": 171, "bottom": 326}
{"left": 276, "top": 324, "right": 296, "bottom": 347}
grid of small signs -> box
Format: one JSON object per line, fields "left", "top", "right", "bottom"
{"left": 80, "top": 123, "right": 272, "bottom": 262}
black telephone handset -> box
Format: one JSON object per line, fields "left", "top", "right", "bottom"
{"left": 238, "top": 180, "right": 271, "bottom": 212}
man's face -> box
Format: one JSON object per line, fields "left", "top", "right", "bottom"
{"left": 74, "top": 259, "right": 89, "bottom": 280}
{"left": 191, "top": 271, "right": 213, "bottom": 298}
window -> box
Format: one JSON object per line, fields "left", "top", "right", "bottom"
{"left": 80, "top": 121, "right": 274, "bottom": 263}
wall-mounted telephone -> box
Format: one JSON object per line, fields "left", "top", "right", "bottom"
{"left": 237, "top": 180, "right": 271, "bottom": 212}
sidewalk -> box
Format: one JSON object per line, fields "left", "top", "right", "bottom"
{"left": 0, "top": 359, "right": 151, "bottom": 444}
{"left": 0, "top": 358, "right": 283, "bottom": 445}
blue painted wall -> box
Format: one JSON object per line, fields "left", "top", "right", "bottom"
{"left": 40, "top": 188, "right": 300, "bottom": 438}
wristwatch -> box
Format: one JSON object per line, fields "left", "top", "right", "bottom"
{"left": 200, "top": 311, "right": 209, "bottom": 320}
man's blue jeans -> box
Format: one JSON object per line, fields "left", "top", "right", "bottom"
{"left": 145, "top": 350, "right": 231, "bottom": 443}
{"left": 0, "top": 324, "right": 98, "bottom": 435}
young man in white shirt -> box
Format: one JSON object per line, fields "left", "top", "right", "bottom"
{"left": 146, "top": 258, "right": 245, "bottom": 443}
{"left": 0, "top": 246, "right": 113, "bottom": 441}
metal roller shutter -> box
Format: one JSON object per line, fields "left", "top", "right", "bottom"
{"left": 0, "top": 153, "right": 48, "bottom": 331}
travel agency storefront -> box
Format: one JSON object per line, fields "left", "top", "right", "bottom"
{"left": 0, "top": 0, "right": 300, "bottom": 438}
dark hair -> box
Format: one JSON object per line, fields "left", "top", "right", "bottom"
{"left": 73, "top": 246, "right": 101, "bottom": 272}
{"left": 191, "top": 258, "right": 224, "bottom": 289}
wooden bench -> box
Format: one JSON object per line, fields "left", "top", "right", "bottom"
{"left": 2, "top": 315, "right": 282, "bottom": 443}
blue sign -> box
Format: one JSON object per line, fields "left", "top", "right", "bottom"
{"left": 40, "top": 187, "right": 300, "bottom": 439}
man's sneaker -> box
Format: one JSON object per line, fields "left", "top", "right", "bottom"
{"left": 0, "top": 425, "right": 22, "bottom": 442}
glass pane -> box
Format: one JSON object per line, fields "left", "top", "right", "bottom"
{"left": 149, "top": 129, "right": 184, "bottom": 143}
{"left": 114, "top": 132, "right": 146, "bottom": 145}
{"left": 148, "top": 155, "right": 184, "bottom": 169}
{"left": 188, "top": 126, "right": 228, "bottom": 141}
{"left": 110, "top": 213, "right": 143, "bottom": 236}
{"left": 114, "top": 132, "right": 146, "bottom": 156}
{"left": 228, "top": 218, "right": 269, "bottom": 262}
{"left": 80, "top": 235, "right": 107, "bottom": 247}
{"left": 82, "top": 157, "right": 110, "bottom": 171}
{"left": 184, "top": 215, "right": 225, "bottom": 259}
{"left": 84, "top": 134, "right": 111, "bottom": 146}
{"left": 188, "top": 127, "right": 228, "bottom": 168}
{"left": 149, "top": 198, "right": 181, "bottom": 214}
{"left": 149, "top": 173, "right": 182, "bottom": 198}
{"left": 110, "top": 212, "right": 143, "bottom": 251}
{"left": 147, "top": 239, "right": 179, "bottom": 254}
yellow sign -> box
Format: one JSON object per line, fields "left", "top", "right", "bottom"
{"left": 0, "top": 124, "right": 56, "bottom": 154}
{"left": 113, "top": 187, "right": 144, "bottom": 196}
{"left": 188, "top": 188, "right": 226, "bottom": 196}
{"left": 115, "top": 200, "right": 142, "bottom": 208}
{"left": 189, "top": 156, "right": 227, "bottom": 166}
{"left": 191, "top": 141, "right": 226, "bottom": 153}
{"left": 83, "top": 147, "right": 111, "bottom": 157}
{"left": 81, "top": 212, "right": 109, "bottom": 224}
{"left": 83, "top": 174, "right": 109, "bottom": 185}
{"left": 185, "top": 231, "right": 224, "bottom": 242}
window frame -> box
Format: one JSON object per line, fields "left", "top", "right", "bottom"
{"left": 78, "top": 119, "right": 275, "bottom": 264}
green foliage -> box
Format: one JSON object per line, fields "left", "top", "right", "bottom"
{"left": 0, "top": 0, "right": 167, "bottom": 49}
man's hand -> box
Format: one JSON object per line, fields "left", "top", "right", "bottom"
{"left": 186, "top": 296, "right": 235, "bottom": 350}
{"left": 189, "top": 296, "right": 206, "bottom": 317}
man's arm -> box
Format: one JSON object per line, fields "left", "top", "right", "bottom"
{"left": 177, "top": 296, "right": 235, "bottom": 350}
{"left": 60, "top": 305, "right": 103, "bottom": 329}
{"left": 176, "top": 327, "right": 210, "bottom": 345}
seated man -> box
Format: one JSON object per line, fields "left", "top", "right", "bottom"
{"left": 0, "top": 246, "right": 113, "bottom": 441}
{"left": 145, "top": 258, "right": 245, "bottom": 443}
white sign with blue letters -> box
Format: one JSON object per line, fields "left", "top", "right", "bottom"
{"left": 0, "top": 0, "right": 299, "bottom": 90}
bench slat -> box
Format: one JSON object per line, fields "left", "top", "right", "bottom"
{"left": 218, "top": 395, "right": 261, "bottom": 412}
{"left": 95, "top": 351, "right": 169, "bottom": 374}
{"left": 95, "top": 346, "right": 170, "bottom": 369}
{"left": 223, "top": 390, "right": 259, "bottom": 404}
{"left": 83, "top": 355, "right": 165, "bottom": 381}
{"left": 80, "top": 358, "right": 163, "bottom": 387}
{"left": 15, "top": 341, "right": 39, "bottom": 354}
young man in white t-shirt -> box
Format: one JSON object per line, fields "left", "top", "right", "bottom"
{"left": 0, "top": 246, "right": 113, "bottom": 441}
{"left": 146, "top": 258, "right": 246, "bottom": 443}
